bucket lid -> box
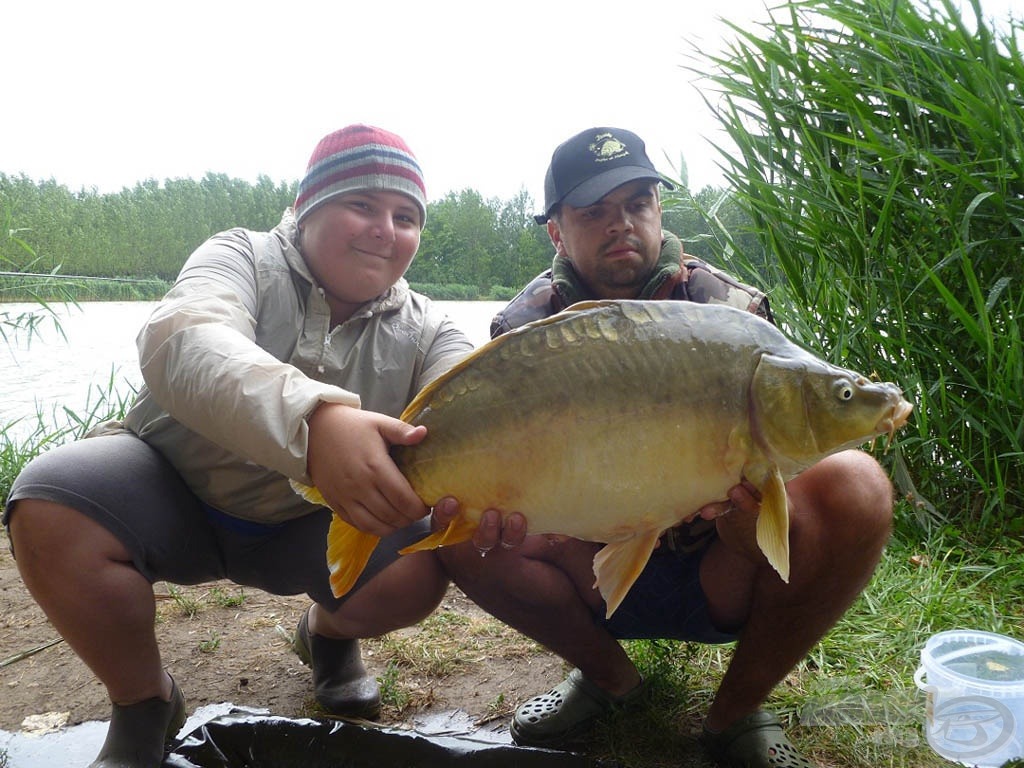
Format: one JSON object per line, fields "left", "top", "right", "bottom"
{"left": 922, "top": 630, "right": 1024, "bottom": 688}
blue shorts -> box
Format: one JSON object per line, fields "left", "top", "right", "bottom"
{"left": 600, "top": 543, "right": 738, "bottom": 644}
{"left": 3, "top": 431, "right": 429, "bottom": 610}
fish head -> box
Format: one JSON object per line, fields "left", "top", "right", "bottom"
{"left": 751, "top": 353, "right": 913, "bottom": 471}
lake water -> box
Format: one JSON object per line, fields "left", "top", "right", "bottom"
{"left": 0, "top": 300, "right": 505, "bottom": 442}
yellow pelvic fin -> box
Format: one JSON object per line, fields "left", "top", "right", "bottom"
{"left": 398, "top": 513, "right": 478, "bottom": 555}
{"left": 289, "top": 479, "right": 328, "bottom": 508}
{"left": 755, "top": 466, "right": 791, "bottom": 583}
{"left": 591, "top": 529, "right": 663, "bottom": 619}
{"left": 326, "top": 515, "right": 381, "bottom": 599}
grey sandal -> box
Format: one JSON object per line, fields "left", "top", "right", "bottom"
{"left": 88, "top": 674, "right": 186, "bottom": 768}
{"left": 510, "top": 668, "right": 646, "bottom": 747}
{"left": 699, "top": 710, "right": 815, "bottom": 767}
{"left": 293, "top": 606, "right": 380, "bottom": 718}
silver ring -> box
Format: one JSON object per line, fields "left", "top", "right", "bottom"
{"left": 475, "top": 545, "right": 494, "bottom": 558}
{"left": 499, "top": 541, "right": 516, "bottom": 550}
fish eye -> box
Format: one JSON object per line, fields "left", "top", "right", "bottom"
{"left": 833, "top": 380, "right": 855, "bottom": 401}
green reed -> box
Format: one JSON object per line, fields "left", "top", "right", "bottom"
{"left": 686, "top": 0, "right": 1024, "bottom": 536}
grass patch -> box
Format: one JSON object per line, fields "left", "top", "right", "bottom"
{"left": 153, "top": 584, "right": 248, "bottom": 624}
{"left": 378, "top": 661, "right": 411, "bottom": 710}
{"left": 582, "top": 519, "right": 1024, "bottom": 768}
{"left": 209, "top": 586, "right": 247, "bottom": 608}
{"left": 368, "top": 610, "right": 541, "bottom": 677}
{"left": 197, "top": 632, "right": 222, "bottom": 654}
{"left": 166, "top": 585, "right": 202, "bottom": 619}
{"left": 364, "top": 609, "right": 542, "bottom": 717}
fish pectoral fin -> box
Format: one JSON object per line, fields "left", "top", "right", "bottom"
{"left": 326, "top": 515, "right": 381, "bottom": 598}
{"left": 398, "top": 513, "right": 477, "bottom": 555}
{"left": 592, "top": 530, "right": 662, "bottom": 620}
{"left": 755, "top": 466, "right": 791, "bottom": 583}
{"left": 290, "top": 479, "right": 328, "bottom": 508}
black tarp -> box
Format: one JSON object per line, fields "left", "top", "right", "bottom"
{"left": 164, "top": 713, "right": 620, "bottom": 768}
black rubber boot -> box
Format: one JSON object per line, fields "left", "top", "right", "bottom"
{"left": 293, "top": 607, "right": 381, "bottom": 718}
{"left": 88, "top": 674, "right": 186, "bottom": 768}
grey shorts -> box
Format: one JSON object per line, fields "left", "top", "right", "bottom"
{"left": 3, "top": 432, "right": 430, "bottom": 609}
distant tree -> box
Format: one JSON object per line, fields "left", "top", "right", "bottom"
{"left": 0, "top": 173, "right": 297, "bottom": 282}
{"left": 412, "top": 190, "right": 505, "bottom": 291}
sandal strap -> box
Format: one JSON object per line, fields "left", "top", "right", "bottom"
{"left": 700, "top": 710, "right": 815, "bottom": 767}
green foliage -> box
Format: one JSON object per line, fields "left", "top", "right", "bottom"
{"left": 0, "top": 274, "right": 170, "bottom": 302}
{"left": 1, "top": 203, "right": 79, "bottom": 331}
{"left": 410, "top": 282, "right": 518, "bottom": 301}
{"left": 411, "top": 188, "right": 551, "bottom": 291}
{"left": 690, "top": 0, "right": 1024, "bottom": 533}
{"left": 2, "top": 176, "right": 549, "bottom": 302}
{"left": 410, "top": 283, "right": 485, "bottom": 301}
{"left": 661, "top": 184, "right": 773, "bottom": 289}
{"left": 1, "top": 172, "right": 298, "bottom": 284}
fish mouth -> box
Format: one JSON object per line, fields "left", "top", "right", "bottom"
{"left": 876, "top": 398, "right": 914, "bottom": 442}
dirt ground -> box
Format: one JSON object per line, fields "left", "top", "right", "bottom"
{"left": 0, "top": 525, "right": 565, "bottom": 738}
{"left": 0, "top": 528, "right": 569, "bottom": 737}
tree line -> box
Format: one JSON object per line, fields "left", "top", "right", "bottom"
{"left": 0, "top": 169, "right": 762, "bottom": 302}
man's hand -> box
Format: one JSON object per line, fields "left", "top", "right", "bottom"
{"left": 432, "top": 498, "right": 528, "bottom": 554}
{"left": 685, "top": 480, "right": 762, "bottom": 523}
{"left": 306, "top": 402, "right": 428, "bottom": 537}
{"left": 714, "top": 480, "right": 772, "bottom": 563}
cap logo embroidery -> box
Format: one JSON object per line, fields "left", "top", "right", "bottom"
{"left": 588, "top": 133, "right": 630, "bottom": 163}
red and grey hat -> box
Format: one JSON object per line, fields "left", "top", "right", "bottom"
{"left": 294, "top": 124, "right": 427, "bottom": 225}
{"left": 534, "top": 127, "right": 674, "bottom": 224}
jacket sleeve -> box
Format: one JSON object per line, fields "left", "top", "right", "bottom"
{"left": 135, "top": 230, "right": 359, "bottom": 481}
{"left": 417, "top": 316, "right": 475, "bottom": 390}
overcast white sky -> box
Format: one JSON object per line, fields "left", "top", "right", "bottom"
{"left": 3, "top": 0, "right": 1019, "bottom": 211}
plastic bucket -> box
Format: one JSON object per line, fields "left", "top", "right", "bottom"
{"left": 915, "top": 630, "right": 1024, "bottom": 767}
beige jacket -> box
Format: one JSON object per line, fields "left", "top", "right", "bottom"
{"left": 118, "top": 211, "right": 473, "bottom": 523}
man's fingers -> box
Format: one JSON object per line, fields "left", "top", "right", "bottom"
{"left": 472, "top": 509, "right": 501, "bottom": 553}
{"left": 500, "top": 512, "right": 527, "bottom": 548}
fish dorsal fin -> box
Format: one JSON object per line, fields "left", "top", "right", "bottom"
{"left": 326, "top": 516, "right": 381, "bottom": 598}
{"left": 591, "top": 528, "right": 663, "bottom": 619}
{"left": 755, "top": 466, "right": 791, "bottom": 583}
{"left": 560, "top": 299, "right": 620, "bottom": 312}
{"left": 398, "top": 513, "right": 478, "bottom": 555}
{"left": 400, "top": 300, "right": 620, "bottom": 422}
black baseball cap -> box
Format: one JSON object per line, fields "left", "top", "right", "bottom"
{"left": 534, "top": 127, "right": 674, "bottom": 224}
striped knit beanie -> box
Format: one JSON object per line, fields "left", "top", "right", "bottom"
{"left": 294, "top": 124, "right": 427, "bottom": 225}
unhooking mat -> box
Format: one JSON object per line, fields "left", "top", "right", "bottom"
{"left": 163, "top": 713, "right": 620, "bottom": 768}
